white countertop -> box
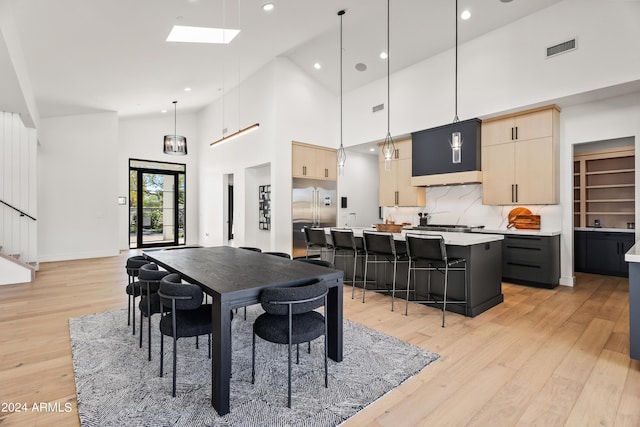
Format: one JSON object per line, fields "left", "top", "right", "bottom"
{"left": 328, "top": 227, "right": 504, "bottom": 246}
{"left": 626, "top": 243, "right": 640, "bottom": 263}
{"left": 476, "top": 228, "right": 561, "bottom": 237}
{"left": 576, "top": 227, "right": 636, "bottom": 234}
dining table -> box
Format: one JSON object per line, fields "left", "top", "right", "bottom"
{"left": 143, "top": 246, "right": 344, "bottom": 415}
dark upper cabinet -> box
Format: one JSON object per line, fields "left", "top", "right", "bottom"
{"left": 411, "top": 118, "right": 481, "bottom": 177}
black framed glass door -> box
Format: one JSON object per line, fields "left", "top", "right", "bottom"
{"left": 129, "top": 159, "right": 185, "bottom": 249}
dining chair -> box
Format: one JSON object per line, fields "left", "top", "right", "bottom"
{"left": 330, "top": 228, "right": 365, "bottom": 299}
{"left": 138, "top": 263, "right": 171, "bottom": 361}
{"left": 157, "top": 273, "right": 214, "bottom": 397}
{"left": 295, "top": 258, "right": 335, "bottom": 269}
{"left": 125, "top": 255, "right": 148, "bottom": 334}
{"left": 252, "top": 279, "right": 329, "bottom": 408}
{"left": 238, "top": 246, "right": 262, "bottom": 252}
{"left": 362, "top": 230, "right": 408, "bottom": 312}
{"left": 405, "top": 234, "right": 467, "bottom": 326}
{"left": 263, "top": 251, "right": 292, "bottom": 259}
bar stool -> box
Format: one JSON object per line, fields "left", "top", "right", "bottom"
{"left": 125, "top": 255, "right": 148, "bottom": 334}
{"left": 330, "top": 228, "right": 365, "bottom": 299}
{"left": 303, "top": 227, "right": 334, "bottom": 259}
{"left": 362, "top": 230, "right": 408, "bottom": 312}
{"left": 405, "top": 234, "right": 467, "bottom": 327}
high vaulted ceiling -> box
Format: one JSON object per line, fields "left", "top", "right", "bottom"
{"left": 1, "top": 0, "right": 564, "bottom": 121}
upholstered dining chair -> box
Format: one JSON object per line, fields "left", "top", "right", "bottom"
{"left": 125, "top": 255, "right": 148, "bottom": 334}
{"left": 157, "top": 273, "right": 217, "bottom": 397}
{"left": 238, "top": 246, "right": 262, "bottom": 252}
{"left": 138, "top": 263, "right": 171, "bottom": 361}
{"left": 263, "top": 251, "right": 292, "bottom": 259}
{"left": 295, "top": 258, "right": 335, "bottom": 269}
{"left": 252, "top": 279, "right": 329, "bottom": 408}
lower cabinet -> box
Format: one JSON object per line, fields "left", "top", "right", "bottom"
{"left": 502, "top": 234, "right": 560, "bottom": 288}
{"left": 575, "top": 230, "right": 634, "bottom": 277}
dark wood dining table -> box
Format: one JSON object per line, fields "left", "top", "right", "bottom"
{"left": 143, "top": 246, "right": 344, "bottom": 415}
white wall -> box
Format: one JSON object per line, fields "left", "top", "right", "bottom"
{"left": 38, "top": 112, "right": 119, "bottom": 261}
{"left": 559, "top": 93, "right": 640, "bottom": 285}
{"left": 197, "top": 58, "right": 338, "bottom": 253}
{"left": 118, "top": 113, "right": 199, "bottom": 249}
{"left": 343, "top": 0, "right": 640, "bottom": 147}
{"left": 338, "top": 150, "right": 379, "bottom": 228}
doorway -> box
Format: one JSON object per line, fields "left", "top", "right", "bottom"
{"left": 129, "top": 159, "right": 186, "bottom": 249}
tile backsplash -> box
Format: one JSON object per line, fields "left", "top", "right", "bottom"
{"left": 381, "top": 184, "right": 562, "bottom": 231}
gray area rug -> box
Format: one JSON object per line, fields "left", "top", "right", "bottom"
{"left": 69, "top": 307, "right": 439, "bottom": 426}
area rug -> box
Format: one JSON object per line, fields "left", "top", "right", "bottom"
{"left": 69, "top": 306, "right": 439, "bottom": 426}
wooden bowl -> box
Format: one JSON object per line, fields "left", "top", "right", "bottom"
{"left": 375, "top": 223, "right": 404, "bottom": 233}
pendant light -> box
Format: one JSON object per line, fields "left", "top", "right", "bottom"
{"left": 450, "top": 0, "right": 462, "bottom": 164}
{"left": 210, "top": 0, "right": 259, "bottom": 147}
{"left": 336, "top": 10, "right": 347, "bottom": 176}
{"left": 380, "top": 0, "right": 395, "bottom": 172}
{"left": 163, "top": 101, "right": 187, "bottom": 155}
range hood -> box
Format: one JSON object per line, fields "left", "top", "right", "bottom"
{"left": 410, "top": 118, "right": 482, "bottom": 187}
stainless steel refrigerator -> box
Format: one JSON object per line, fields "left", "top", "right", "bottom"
{"left": 292, "top": 177, "right": 337, "bottom": 258}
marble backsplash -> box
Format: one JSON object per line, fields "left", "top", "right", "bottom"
{"left": 381, "top": 184, "right": 562, "bottom": 231}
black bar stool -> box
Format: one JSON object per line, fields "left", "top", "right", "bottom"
{"left": 405, "top": 233, "right": 467, "bottom": 326}
{"left": 362, "top": 230, "right": 408, "bottom": 312}
{"left": 330, "top": 228, "right": 365, "bottom": 299}
{"left": 303, "top": 227, "right": 334, "bottom": 259}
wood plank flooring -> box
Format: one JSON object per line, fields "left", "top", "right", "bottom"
{"left": 0, "top": 251, "right": 638, "bottom": 426}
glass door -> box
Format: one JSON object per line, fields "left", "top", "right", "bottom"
{"left": 129, "top": 159, "right": 186, "bottom": 249}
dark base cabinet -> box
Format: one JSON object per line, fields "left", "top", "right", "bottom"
{"left": 574, "top": 230, "right": 634, "bottom": 277}
{"left": 330, "top": 239, "right": 504, "bottom": 317}
{"left": 502, "top": 235, "right": 560, "bottom": 288}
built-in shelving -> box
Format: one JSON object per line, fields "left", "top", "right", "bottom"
{"left": 574, "top": 147, "right": 635, "bottom": 228}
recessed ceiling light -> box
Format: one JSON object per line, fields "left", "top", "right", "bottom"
{"left": 380, "top": 52, "right": 388, "bottom": 59}
{"left": 161, "top": 109, "right": 168, "bottom": 113}
{"left": 355, "top": 63, "right": 367, "bottom": 72}
{"left": 314, "top": 62, "right": 322, "bottom": 70}
{"left": 369, "top": 148, "right": 376, "bottom": 152}
{"left": 262, "top": 3, "right": 274, "bottom": 12}
{"left": 461, "top": 10, "right": 471, "bottom": 20}
{"left": 184, "top": 87, "right": 192, "bottom": 92}
{"left": 166, "top": 25, "right": 240, "bottom": 44}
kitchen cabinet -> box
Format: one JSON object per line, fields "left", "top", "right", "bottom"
{"left": 501, "top": 234, "right": 560, "bottom": 288}
{"left": 378, "top": 138, "right": 425, "bottom": 207}
{"left": 292, "top": 142, "right": 337, "bottom": 180}
{"left": 573, "top": 146, "right": 635, "bottom": 228}
{"left": 575, "top": 230, "right": 635, "bottom": 277}
{"left": 482, "top": 105, "right": 560, "bottom": 205}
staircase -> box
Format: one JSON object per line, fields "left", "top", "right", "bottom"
{"left": 0, "top": 111, "right": 38, "bottom": 285}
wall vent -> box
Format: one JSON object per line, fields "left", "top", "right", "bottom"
{"left": 372, "top": 103, "right": 384, "bottom": 113}
{"left": 546, "top": 38, "right": 577, "bottom": 58}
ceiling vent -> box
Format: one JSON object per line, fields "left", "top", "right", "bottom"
{"left": 546, "top": 38, "right": 577, "bottom": 58}
{"left": 372, "top": 103, "right": 384, "bottom": 113}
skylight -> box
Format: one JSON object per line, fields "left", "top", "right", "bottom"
{"left": 166, "top": 25, "right": 240, "bottom": 44}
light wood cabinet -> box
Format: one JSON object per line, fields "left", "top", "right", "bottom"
{"left": 378, "top": 139, "right": 426, "bottom": 206}
{"left": 482, "top": 105, "right": 560, "bottom": 205}
{"left": 292, "top": 142, "right": 337, "bottom": 180}
{"left": 573, "top": 146, "right": 635, "bottom": 228}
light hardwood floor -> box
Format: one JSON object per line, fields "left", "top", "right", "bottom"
{"left": 0, "top": 251, "right": 638, "bottom": 426}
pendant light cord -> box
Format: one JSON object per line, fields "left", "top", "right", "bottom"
{"left": 340, "top": 10, "right": 344, "bottom": 148}
{"left": 454, "top": 0, "right": 459, "bottom": 123}
{"left": 173, "top": 101, "right": 177, "bottom": 137}
{"left": 386, "top": 0, "right": 391, "bottom": 135}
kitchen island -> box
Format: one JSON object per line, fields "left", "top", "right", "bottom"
{"left": 327, "top": 228, "right": 504, "bottom": 317}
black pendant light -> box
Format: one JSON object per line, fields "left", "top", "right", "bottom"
{"left": 450, "top": 0, "right": 462, "bottom": 164}
{"left": 337, "top": 10, "right": 347, "bottom": 176}
{"left": 380, "top": 0, "right": 395, "bottom": 171}
{"left": 163, "top": 101, "right": 187, "bottom": 155}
